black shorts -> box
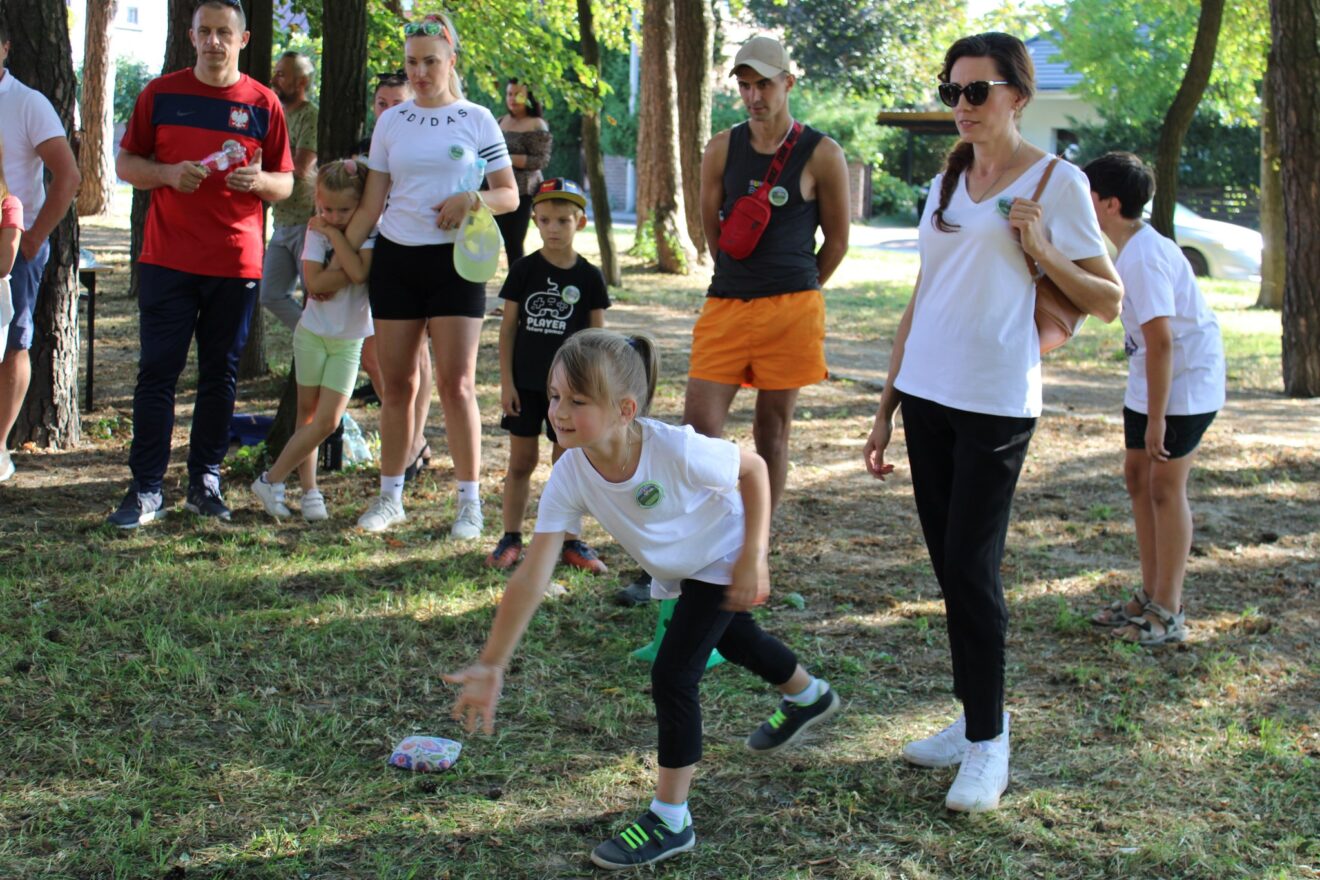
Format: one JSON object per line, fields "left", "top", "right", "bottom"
{"left": 1123, "top": 407, "right": 1217, "bottom": 459}
{"left": 368, "top": 234, "right": 486, "bottom": 320}
{"left": 500, "top": 387, "right": 558, "bottom": 442}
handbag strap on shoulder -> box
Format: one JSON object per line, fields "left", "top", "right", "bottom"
{"left": 1023, "top": 156, "right": 1060, "bottom": 278}
{"left": 759, "top": 121, "right": 803, "bottom": 195}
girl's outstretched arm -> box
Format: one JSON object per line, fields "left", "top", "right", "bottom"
{"left": 724, "top": 449, "right": 771, "bottom": 612}
{"left": 443, "top": 530, "right": 565, "bottom": 733}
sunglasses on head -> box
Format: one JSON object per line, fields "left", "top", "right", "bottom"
{"left": 376, "top": 70, "right": 407, "bottom": 85}
{"left": 402, "top": 21, "right": 454, "bottom": 46}
{"left": 938, "top": 80, "right": 1010, "bottom": 107}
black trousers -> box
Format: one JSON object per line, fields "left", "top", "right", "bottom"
{"left": 652, "top": 579, "right": 799, "bottom": 768}
{"left": 901, "top": 393, "right": 1036, "bottom": 743}
{"left": 495, "top": 192, "right": 535, "bottom": 264}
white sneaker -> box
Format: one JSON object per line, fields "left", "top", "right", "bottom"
{"left": 902, "top": 712, "right": 1009, "bottom": 768}
{"left": 301, "top": 490, "right": 328, "bottom": 522}
{"left": 449, "top": 499, "right": 484, "bottom": 539}
{"left": 944, "top": 720, "right": 1010, "bottom": 813}
{"left": 0, "top": 448, "right": 14, "bottom": 483}
{"left": 357, "top": 495, "right": 405, "bottom": 532}
{"left": 251, "top": 475, "right": 291, "bottom": 518}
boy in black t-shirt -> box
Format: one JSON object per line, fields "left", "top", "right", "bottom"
{"left": 487, "top": 179, "right": 612, "bottom": 572}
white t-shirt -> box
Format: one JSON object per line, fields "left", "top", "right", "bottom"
{"left": 896, "top": 156, "right": 1108, "bottom": 418}
{"left": 1115, "top": 224, "right": 1225, "bottom": 415}
{"left": 366, "top": 98, "right": 511, "bottom": 246}
{"left": 0, "top": 72, "right": 67, "bottom": 227}
{"left": 298, "top": 227, "right": 376, "bottom": 340}
{"left": 535, "top": 418, "right": 745, "bottom": 599}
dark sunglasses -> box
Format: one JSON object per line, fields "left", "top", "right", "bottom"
{"left": 376, "top": 70, "right": 407, "bottom": 85}
{"left": 937, "top": 80, "right": 1010, "bottom": 107}
{"left": 402, "top": 21, "right": 454, "bottom": 46}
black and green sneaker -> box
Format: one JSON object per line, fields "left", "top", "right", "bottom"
{"left": 746, "top": 683, "right": 841, "bottom": 753}
{"left": 589, "top": 810, "right": 696, "bottom": 870}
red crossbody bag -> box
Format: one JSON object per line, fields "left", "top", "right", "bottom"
{"left": 719, "top": 121, "right": 803, "bottom": 260}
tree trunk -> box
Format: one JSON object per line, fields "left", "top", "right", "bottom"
{"left": 1, "top": 0, "right": 81, "bottom": 448}
{"left": 236, "top": 0, "right": 275, "bottom": 380}
{"left": 130, "top": 0, "right": 195, "bottom": 300}
{"left": 318, "top": 0, "right": 368, "bottom": 161}
{"left": 635, "top": 0, "right": 696, "bottom": 274}
{"left": 1256, "top": 64, "right": 1285, "bottom": 310}
{"left": 1270, "top": 0, "right": 1320, "bottom": 396}
{"left": 1151, "top": 0, "right": 1225, "bottom": 239}
{"left": 77, "top": 0, "right": 118, "bottom": 216}
{"left": 577, "top": 0, "right": 621, "bottom": 286}
{"left": 674, "top": 0, "right": 713, "bottom": 262}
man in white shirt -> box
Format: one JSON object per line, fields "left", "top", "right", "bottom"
{"left": 0, "top": 24, "right": 81, "bottom": 482}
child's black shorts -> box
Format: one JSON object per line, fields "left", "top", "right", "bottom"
{"left": 501, "top": 388, "right": 558, "bottom": 442}
{"left": 1123, "top": 407, "right": 1217, "bottom": 459}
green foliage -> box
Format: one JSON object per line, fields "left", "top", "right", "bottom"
{"left": 1072, "top": 112, "right": 1260, "bottom": 188}
{"left": 113, "top": 57, "right": 153, "bottom": 123}
{"left": 1051, "top": 0, "right": 1269, "bottom": 128}
{"left": 870, "top": 171, "right": 920, "bottom": 218}
{"left": 746, "top": 0, "right": 968, "bottom": 101}
{"left": 972, "top": 0, "right": 1055, "bottom": 39}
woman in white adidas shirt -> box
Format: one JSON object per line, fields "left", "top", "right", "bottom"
{"left": 1084, "top": 152, "right": 1224, "bottom": 646}
{"left": 862, "top": 32, "right": 1122, "bottom": 813}
{"left": 346, "top": 13, "right": 517, "bottom": 538}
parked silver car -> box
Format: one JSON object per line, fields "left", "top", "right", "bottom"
{"left": 1163, "top": 203, "right": 1263, "bottom": 280}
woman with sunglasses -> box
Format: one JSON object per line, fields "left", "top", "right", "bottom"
{"left": 346, "top": 12, "right": 517, "bottom": 537}
{"left": 862, "top": 32, "right": 1121, "bottom": 813}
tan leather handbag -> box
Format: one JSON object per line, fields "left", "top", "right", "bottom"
{"left": 1022, "top": 158, "right": 1087, "bottom": 354}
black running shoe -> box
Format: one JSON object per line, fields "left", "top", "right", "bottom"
{"left": 590, "top": 810, "right": 695, "bottom": 870}
{"left": 107, "top": 485, "right": 167, "bottom": 529}
{"left": 185, "top": 481, "right": 232, "bottom": 521}
{"left": 615, "top": 571, "right": 654, "bottom": 607}
{"left": 746, "top": 683, "right": 841, "bottom": 753}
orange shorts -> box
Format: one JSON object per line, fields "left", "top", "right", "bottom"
{"left": 688, "top": 289, "right": 828, "bottom": 390}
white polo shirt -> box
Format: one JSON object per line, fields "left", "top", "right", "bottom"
{"left": 0, "top": 71, "right": 66, "bottom": 227}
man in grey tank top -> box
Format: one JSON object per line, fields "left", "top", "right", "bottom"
{"left": 686, "top": 35, "right": 850, "bottom": 513}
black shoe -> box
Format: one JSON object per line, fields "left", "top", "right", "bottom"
{"left": 590, "top": 810, "right": 695, "bottom": 870}
{"left": 185, "top": 481, "right": 232, "bottom": 521}
{"left": 107, "top": 485, "right": 167, "bottom": 529}
{"left": 746, "top": 683, "right": 841, "bottom": 753}
{"left": 615, "top": 572, "right": 654, "bottom": 607}
{"left": 403, "top": 444, "right": 431, "bottom": 483}
{"left": 351, "top": 382, "right": 380, "bottom": 405}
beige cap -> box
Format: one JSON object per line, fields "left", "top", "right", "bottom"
{"left": 730, "top": 35, "right": 792, "bottom": 78}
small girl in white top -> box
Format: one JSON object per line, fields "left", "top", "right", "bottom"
{"left": 1084, "top": 152, "right": 1225, "bottom": 645}
{"left": 443, "top": 329, "right": 840, "bottom": 870}
{"left": 251, "top": 158, "right": 375, "bottom": 522}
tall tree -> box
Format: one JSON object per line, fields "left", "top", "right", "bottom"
{"left": 1150, "top": 0, "right": 1226, "bottom": 238}
{"left": 1270, "top": 0, "right": 1320, "bottom": 396}
{"left": 235, "top": 0, "right": 275, "bottom": 380}
{"left": 674, "top": 0, "right": 713, "bottom": 261}
{"left": 577, "top": 0, "right": 621, "bottom": 285}
{"left": 1, "top": 0, "right": 81, "bottom": 447}
{"left": 77, "top": 0, "right": 118, "bottom": 216}
{"left": 1256, "top": 63, "right": 1284, "bottom": 309}
{"left": 318, "top": 0, "right": 367, "bottom": 160}
{"left": 635, "top": 0, "right": 695, "bottom": 274}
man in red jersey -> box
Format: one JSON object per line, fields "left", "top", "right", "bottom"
{"left": 109, "top": 0, "right": 293, "bottom": 528}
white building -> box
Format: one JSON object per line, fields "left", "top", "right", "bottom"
{"left": 68, "top": 0, "right": 169, "bottom": 72}
{"left": 1019, "top": 33, "right": 1100, "bottom": 157}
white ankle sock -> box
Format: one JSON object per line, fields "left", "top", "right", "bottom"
{"left": 380, "top": 475, "right": 405, "bottom": 504}
{"left": 784, "top": 676, "right": 825, "bottom": 705}
{"left": 457, "top": 481, "right": 479, "bottom": 504}
{"left": 649, "top": 798, "right": 690, "bottom": 833}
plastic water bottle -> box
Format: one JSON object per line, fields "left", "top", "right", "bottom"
{"left": 341, "top": 414, "right": 372, "bottom": 465}
{"left": 199, "top": 139, "right": 247, "bottom": 173}
{"left": 457, "top": 156, "right": 486, "bottom": 195}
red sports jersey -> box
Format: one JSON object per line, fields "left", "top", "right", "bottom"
{"left": 122, "top": 69, "right": 293, "bottom": 279}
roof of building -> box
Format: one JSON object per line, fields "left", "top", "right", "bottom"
{"left": 1026, "top": 33, "right": 1082, "bottom": 92}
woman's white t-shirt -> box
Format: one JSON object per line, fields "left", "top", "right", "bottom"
{"left": 1115, "top": 224, "right": 1225, "bottom": 415}
{"left": 534, "top": 418, "right": 744, "bottom": 599}
{"left": 298, "top": 227, "right": 376, "bottom": 340}
{"left": 896, "top": 155, "right": 1108, "bottom": 418}
{"left": 366, "top": 98, "right": 511, "bottom": 247}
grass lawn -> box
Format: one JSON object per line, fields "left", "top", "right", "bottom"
{"left": 1, "top": 218, "right": 1316, "bottom": 879}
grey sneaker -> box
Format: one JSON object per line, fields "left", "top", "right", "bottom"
{"left": 108, "top": 486, "right": 167, "bottom": 529}
{"left": 301, "top": 490, "right": 328, "bottom": 522}
{"left": 616, "top": 572, "right": 654, "bottom": 607}
{"left": 746, "top": 683, "right": 841, "bottom": 753}
{"left": 185, "top": 480, "right": 232, "bottom": 520}
{"left": 251, "top": 474, "right": 291, "bottom": 518}
{"left": 450, "top": 499, "right": 484, "bottom": 539}
{"left": 357, "top": 495, "right": 405, "bottom": 532}
{"left": 0, "top": 448, "right": 14, "bottom": 483}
